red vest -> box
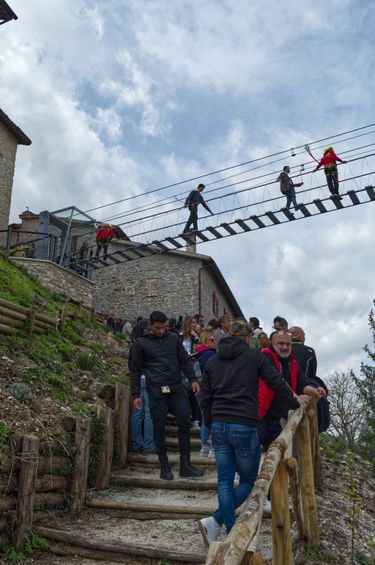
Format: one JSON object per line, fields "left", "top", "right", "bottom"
{"left": 258, "top": 348, "right": 298, "bottom": 419}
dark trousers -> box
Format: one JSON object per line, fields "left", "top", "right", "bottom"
{"left": 183, "top": 207, "right": 198, "bottom": 233}
{"left": 257, "top": 418, "right": 282, "bottom": 451}
{"left": 325, "top": 166, "right": 339, "bottom": 195}
{"left": 147, "top": 383, "right": 191, "bottom": 457}
{"left": 96, "top": 237, "right": 109, "bottom": 258}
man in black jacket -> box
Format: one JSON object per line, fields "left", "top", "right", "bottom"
{"left": 182, "top": 183, "right": 214, "bottom": 233}
{"left": 289, "top": 325, "right": 318, "bottom": 379}
{"left": 199, "top": 320, "right": 307, "bottom": 545}
{"left": 130, "top": 310, "right": 204, "bottom": 481}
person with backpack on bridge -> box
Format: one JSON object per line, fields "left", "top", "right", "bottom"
{"left": 277, "top": 166, "right": 304, "bottom": 210}
{"left": 95, "top": 223, "right": 115, "bottom": 261}
{"left": 312, "top": 146, "right": 347, "bottom": 198}
{"left": 182, "top": 183, "right": 214, "bottom": 234}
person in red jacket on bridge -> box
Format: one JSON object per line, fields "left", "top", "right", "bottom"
{"left": 313, "top": 146, "right": 347, "bottom": 198}
{"left": 95, "top": 224, "right": 115, "bottom": 260}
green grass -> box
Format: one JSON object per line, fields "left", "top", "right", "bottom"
{"left": 76, "top": 352, "right": 99, "bottom": 370}
{"left": 295, "top": 544, "right": 338, "bottom": 564}
{"left": 71, "top": 400, "right": 91, "bottom": 416}
{"left": 0, "top": 420, "right": 11, "bottom": 445}
{"left": 0, "top": 254, "right": 59, "bottom": 315}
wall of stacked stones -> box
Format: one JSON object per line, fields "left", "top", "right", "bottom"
{"left": 10, "top": 258, "right": 94, "bottom": 309}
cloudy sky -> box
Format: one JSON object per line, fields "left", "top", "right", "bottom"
{"left": 1, "top": 0, "right": 374, "bottom": 378}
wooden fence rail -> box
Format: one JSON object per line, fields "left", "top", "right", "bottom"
{"left": 0, "top": 297, "right": 57, "bottom": 336}
{"left": 206, "top": 400, "right": 321, "bottom": 565}
{"left": 0, "top": 383, "right": 131, "bottom": 551}
{"left": 0, "top": 297, "right": 105, "bottom": 336}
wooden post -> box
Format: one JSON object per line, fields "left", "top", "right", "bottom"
{"left": 286, "top": 457, "right": 304, "bottom": 540}
{"left": 28, "top": 308, "right": 36, "bottom": 334}
{"left": 295, "top": 413, "right": 320, "bottom": 545}
{"left": 95, "top": 405, "right": 115, "bottom": 489}
{"left": 114, "top": 383, "right": 131, "bottom": 466}
{"left": 14, "top": 434, "right": 40, "bottom": 551}
{"left": 270, "top": 460, "right": 292, "bottom": 565}
{"left": 308, "top": 399, "right": 322, "bottom": 488}
{"left": 71, "top": 417, "right": 91, "bottom": 512}
{"left": 59, "top": 304, "right": 67, "bottom": 332}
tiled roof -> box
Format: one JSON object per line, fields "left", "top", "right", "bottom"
{"left": 0, "top": 0, "right": 17, "bottom": 24}
{"left": 0, "top": 109, "right": 31, "bottom": 145}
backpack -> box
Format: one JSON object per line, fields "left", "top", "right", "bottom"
{"left": 181, "top": 356, "right": 203, "bottom": 390}
{"left": 309, "top": 376, "right": 331, "bottom": 432}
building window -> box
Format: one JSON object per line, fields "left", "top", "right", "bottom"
{"left": 147, "top": 279, "right": 159, "bottom": 298}
{"left": 212, "top": 291, "right": 219, "bottom": 317}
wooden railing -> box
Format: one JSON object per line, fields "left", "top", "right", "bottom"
{"left": 206, "top": 400, "right": 321, "bottom": 565}
{"left": 0, "top": 297, "right": 105, "bottom": 336}
{"left": 0, "top": 383, "right": 131, "bottom": 551}
{"left": 0, "top": 298, "right": 57, "bottom": 335}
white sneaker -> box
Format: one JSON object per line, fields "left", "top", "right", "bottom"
{"left": 264, "top": 499, "right": 271, "bottom": 513}
{"left": 199, "top": 445, "right": 210, "bottom": 457}
{"left": 192, "top": 420, "right": 201, "bottom": 429}
{"left": 234, "top": 472, "right": 240, "bottom": 486}
{"left": 208, "top": 447, "right": 215, "bottom": 459}
{"left": 198, "top": 516, "right": 222, "bottom": 547}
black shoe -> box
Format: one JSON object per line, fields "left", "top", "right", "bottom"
{"left": 160, "top": 464, "right": 174, "bottom": 481}
{"left": 179, "top": 457, "right": 204, "bottom": 478}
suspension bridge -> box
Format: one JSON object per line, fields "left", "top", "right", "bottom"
{"left": 4, "top": 124, "right": 374, "bottom": 269}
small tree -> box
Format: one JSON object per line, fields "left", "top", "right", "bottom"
{"left": 328, "top": 371, "right": 367, "bottom": 446}
{"left": 354, "top": 301, "right": 375, "bottom": 465}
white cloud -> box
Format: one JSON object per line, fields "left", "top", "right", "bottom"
{"left": 0, "top": 0, "right": 374, "bottom": 379}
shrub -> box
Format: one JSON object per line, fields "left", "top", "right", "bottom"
{"left": 0, "top": 420, "right": 11, "bottom": 445}
{"left": 76, "top": 352, "right": 99, "bottom": 371}
{"left": 52, "top": 390, "right": 68, "bottom": 404}
{"left": 57, "top": 342, "right": 73, "bottom": 361}
{"left": 47, "top": 374, "right": 65, "bottom": 388}
{"left": 9, "top": 383, "right": 32, "bottom": 401}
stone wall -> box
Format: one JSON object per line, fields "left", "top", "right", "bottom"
{"left": 0, "top": 123, "right": 17, "bottom": 240}
{"left": 91, "top": 251, "right": 239, "bottom": 321}
{"left": 10, "top": 257, "right": 94, "bottom": 308}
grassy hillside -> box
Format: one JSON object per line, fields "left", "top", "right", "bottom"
{"left": 0, "top": 254, "right": 128, "bottom": 445}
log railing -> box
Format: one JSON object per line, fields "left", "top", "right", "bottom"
{"left": 206, "top": 400, "right": 321, "bottom": 565}
{"left": 0, "top": 298, "right": 57, "bottom": 336}
{"left": 0, "top": 297, "right": 105, "bottom": 336}
{"left": 0, "top": 383, "right": 131, "bottom": 551}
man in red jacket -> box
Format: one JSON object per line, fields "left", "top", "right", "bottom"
{"left": 313, "top": 146, "right": 347, "bottom": 197}
{"left": 258, "top": 330, "right": 326, "bottom": 452}
{"left": 95, "top": 224, "right": 115, "bottom": 260}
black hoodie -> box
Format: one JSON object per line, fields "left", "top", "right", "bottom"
{"left": 201, "top": 336, "right": 300, "bottom": 428}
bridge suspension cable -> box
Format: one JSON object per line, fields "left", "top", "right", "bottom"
{"left": 78, "top": 123, "right": 375, "bottom": 217}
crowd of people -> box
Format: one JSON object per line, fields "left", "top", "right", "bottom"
{"left": 106, "top": 310, "right": 327, "bottom": 546}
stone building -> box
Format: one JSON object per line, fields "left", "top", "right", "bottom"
{"left": 91, "top": 241, "right": 244, "bottom": 321}
{"left": 0, "top": 109, "right": 31, "bottom": 242}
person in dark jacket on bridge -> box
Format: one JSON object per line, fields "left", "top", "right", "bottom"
{"left": 182, "top": 183, "right": 214, "bottom": 234}
{"left": 130, "top": 310, "right": 204, "bottom": 481}
{"left": 198, "top": 320, "right": 306, "bottom": 545}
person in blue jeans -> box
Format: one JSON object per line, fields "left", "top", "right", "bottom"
{"left": 277, "top": 165, "right": 303, "bottom": 209}
{"left": 199, "top": 319, "right": 306, "bottom": 545}
{"left": 131, "top": 375, "right": 155, "bottom": 452}
{"left": 129, "top": 319, "right": 155, "bottom": 453}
